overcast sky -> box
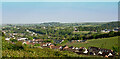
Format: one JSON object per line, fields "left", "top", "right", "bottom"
{"left": 2, "top": 2, "right": 118, "bottom": 24}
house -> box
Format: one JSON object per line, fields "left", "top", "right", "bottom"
{"left": 54, "top": 39, "right": 64, "bottom": 44}
{"left": 71, "top": 40, "right": 86, "bottom": 43}
{"left": 98, "top": 48, "right": 115, "bottom": 57}
{"left": 42, "top": 43, "right": 48, "bottom": 46}
{"left": 26, "top": 30, "right": 32, "bottom": 33}
{"left": 12, "top": 33, "right": 18, "bottom": 35}
{"left": 50, "top": 46, "right": 61, "bottom": 49}
{"left": 74, "top": 28, "right": 77, "bottom": 31}
{"left": 17, "top": 38, "right": 28, "bottom": 41}
{"left": 41, "top": 43, "right": 52, "bottom": 47}
{"left": 63, "top": 48, "right": 75, "bottom": 52}
{"left": 48, "top": 36, "right": 51, "bottom": 38}
{"left": 60, "top": 46, "right": 75, "bottom": 52}
{"left": 2, "top": 31, "right": 6, "bottom": 34}
{"left": 88, "top": 47, "right": 100, "bottom": 55}
{"left": 59, "top": 46, "right": 63, "bottom": 50}
{"left": 101, "top": 29, "right": 110, "bottom": 33}
{"left": 43, "top": 27, "right": 46, "bottom": 29}
{"left": 71, "top": 40, "right": 77, "bottom": 43}
{"left": 69, "top": 46, "right": 75, "bottom": 49}
{"left": 75, "top": 47, "right": 79, "bottom": 50}
{"left": 31, "top": 32, "right": 37, "bottom": 36}
{"left": 32, "top": 39, "right": 44, "bottom": 43}
{"left": 26, "top": 30, "right": 29, "bottom": 32}
{"left": 80, "top": 40, "right": 87, "bottom": 42}
{"left": 82, "top": 47, "right": 88, "bottom": 54}
{"left": 77, "top": 47, "right": 88, "bottom": 54}
{"left": 5, "top": 38, "right": 10, "bottom": 41}
{"left": 49, "top": 44, "right": 55, "bottom": 49}
{"left": 49, "top": 44, "right": 55, "bottom": 47}
{"left": 88, "top": 47, "right": 115, "bottom": 57}
{"left": 22, "top": 41, "right": 35, "bottom": 45}
{"left": 113, "top": 28, "right": 119, "bottom": 32}
{"left": 22, "top": 41, "right": 29, "bottom": 45}
{"left": 62, "top": 45, "right": 69, "bottom": 50}
{"left": 77, "top": 40, "right": 81, "bottom": 42}
{"left": 60, "top": 40, "right": 64, "bottom": 43}
{"left": 11, "top": 35, "right": 15, "bottom": 38}
{"left": 17, "top": 28, "right": 20, "bottom": 29}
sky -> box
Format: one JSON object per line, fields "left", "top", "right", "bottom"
{"left": 0, "top": 2, "right": 2, "bottom": 25}
{"left": 2, "top": 2, "right": 118, "bottom": 24}
{"left": 1, "top": 0, "right": 119, "bottom": 2}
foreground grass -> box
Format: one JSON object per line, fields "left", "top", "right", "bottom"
{"left": 2, "top": 48, "right": 104, "bottom": 57}
{"left": 2, "top": 48, "right": 82, "bottom": 57}
{"left": 64, "top": 36, "right": 119, "bottom": 49}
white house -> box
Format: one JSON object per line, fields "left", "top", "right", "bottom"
{"left": 5, "top": 38, "right": 10, "bottom": 41}
{"left": 12, "top": 33, "right": 17, "bottom": 35}
{"left": 60, "top": 40, "right": 64, "bottom": 43}
{"left": 98, "top": 51, "right": 102, "bottom": 55}
{"left": 113, "top": 28, "right": 119, "bottom": 32}
{"left": 43, "top": 43, "right": 48, "bottom": 46}
{"left": 17, "top": 38, "right": 28, "bottom": 41}
{"left": 83, "top": 48, "right": 88, "bottom": 54}
{"left": 101, "top": 29, "right": 110, "bottom": 33}
{"left": 42, "top": 43, "right": 52, "bottom": 46}
{"left": 75, "top": 47, "right": 79, "bottom": 50}
{"left": 22, "top": 42, "right": 27, "bottom": 44}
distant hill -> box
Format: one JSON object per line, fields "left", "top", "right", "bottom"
{"left": 36, "top": 22, "right": 105, "bottom": 27}
{"left": 76, "top": 21, "right": 119, "bottom": 31}
{"left": 2, "top": 21, "right": 119, "bottom": 28}
{"left": 99, "top": 21, "right": 120, "bottom": 29}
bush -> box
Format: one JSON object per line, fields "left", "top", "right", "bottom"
{"left": 112, "top": 46, "right": 119, "bottom": 52}
{"left": 10, "top": 39, "right": 17, "bottom": 42}
{"left": 34, "top": 44, "right": 40, "bottom": 46}
{"left": 13, "top": 42, "right": 24, "bottom": 50}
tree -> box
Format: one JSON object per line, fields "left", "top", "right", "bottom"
{"left": 28, "top": 37, "right": 33, "bottom": 40}
{"left": 2, "top": 32, "right": 5, "bottom": 37}
{"left": 34, "top": 44, "right": 40, "bottom": 46}
{"left": 112, "top": 46, "right": 119, "bottom": 52}
{"left": 108, "top": 31, "right": 114, "bottom": 37}
{"left": 2, "top": 37, "right": 14, "bottom": 50}
{"left": 10, "top": 39, "right": 17, "bottom": 42}
{"left": 13, "top": 41, "right": 24, "bottom": 50}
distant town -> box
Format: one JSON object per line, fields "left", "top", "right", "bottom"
{"left": 1, "top": 21, "right": 120, "bottom": 58}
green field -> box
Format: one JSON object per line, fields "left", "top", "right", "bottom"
{"left": 72, "top": 31, "right": 98, "bottom": 35}
{"left": 72, "top": 31, "right": 90, "bottom": 34}
{"left": 64, "top": 36, "right": 119, "bottom": 50}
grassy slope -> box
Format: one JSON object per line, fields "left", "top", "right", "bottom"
{"left": 64, "top": 36, "right": 119, "bottom": 49}
{"left": 2, "top": 48, "right": 102, "bottom": 57}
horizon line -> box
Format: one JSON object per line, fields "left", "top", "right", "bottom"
{"left": 2, "top": 21, "right": 119, "bottom": 25}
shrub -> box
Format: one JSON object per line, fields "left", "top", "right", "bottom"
{"left": 112, "top": 46, "right": 119, "bottom": 52}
